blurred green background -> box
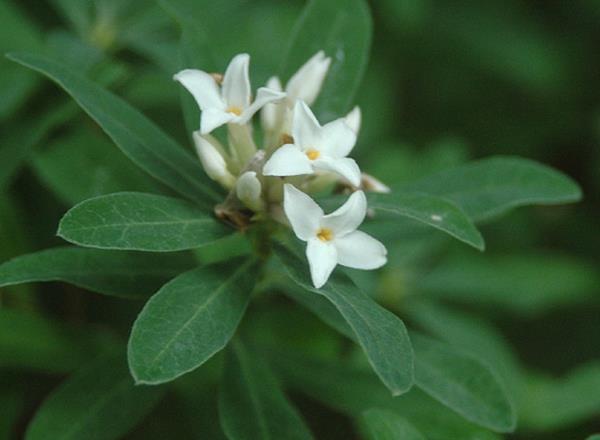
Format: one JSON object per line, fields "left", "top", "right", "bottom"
{"left": 0, "top": 0, "right": 598, "bottom": 439}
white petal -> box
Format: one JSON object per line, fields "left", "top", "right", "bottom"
{"left": 334, "top": 231, "right": 387, "bottom": 270}
{"left": 261, "top": 76, "right": 283, "bottom": 131}
{"left": 236, "top": 171, "right": 264, "bottom": 211}
{"left": 313, "top": 156, "right": 361, "bottom": 187}
{"left": 318, "top": 119, "right": 357, "bottom": 158}
{"left": 200, "top": 108, "right": 235, "bottom": 134}
{"left": 321, "top": 190, "right": 367, "bottom": 237}
{"left": 344, "top": 106, "right": 361, "bottom": 134}
{"left": 239, "top": 87, "right": 286, "bottom": 124}
{"left": 306, "top": 239, "right": 338, "bottom": 288}
{"left": 192, "top": 132, "right": 235, "bottom": 188}
{"left": 286, "top": 51, "right": 331, "bottom": 105}
{"left": 263, "top": 144, "right": 313, "bottom": 177}
{"left": 283, "top": 184, "right": 323, "bottom": 241}
{"left": 222, "top": 53, "right": 251, "bottom": 109}
{"left": 292, "top": 100, "right": 321, "bottom": 150}
{"left": 174, "top": 69, "right": 224, "bottom": 111}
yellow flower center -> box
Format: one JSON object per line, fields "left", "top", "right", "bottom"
{"left": 227, "top": 106, "right": 243, "bottom": 116}
{"left": 306, "top": 149, "right": 320, "bottom": 160}
{"left": 316, "top": 227, "right": 333, "bottom": 242}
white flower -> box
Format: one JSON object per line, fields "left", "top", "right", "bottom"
{"left": 236, "top": 171, "right": 264, "bottom": 212}
{"left": 175, "top": 53, "right": 285, "bottom": 134}
{"left": 263, "top": 101, "right": 361, "bottom": 186}
{"left": 283, "top": 184, "right": 387, "bottom": 288}
{"left": 193, "top": 132, "right": 235, "bottom": 189}
{"left": 261, "top": 51, "right": 331, "bottom": 132}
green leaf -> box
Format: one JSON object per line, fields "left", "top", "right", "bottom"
{"left": 520, "top": 361, "right": 600, "bottom": 431}
{"left": 417, "top": 252, "right": 600, "bottom": 316}
{"left": 281, "top": 0, "right": 372, "bottom": 121}
{"left": 0, "top": 309, "right": 113, "bottom": 373}
{"left": 0, "top": 102, "right": 77, "bottom": 190}
{"left": 128, "top": 259, "right": 259, "bottom": 384}
{"left": 0, "top": 380, "right": 25, "bottom": 440}
{"left": 31, "top": 129, "right": 157, "bottom": 205}
{"left": 218, "top": 340, "right": 314, "bottom": 440}
{"left": 360, "top": 408, "right": 426, "bottom": 440}
{"left": 25, "top": 352, "right": 165, "bottom": 440}
{"left": 404, "top": 156, "right": 582, "bottom": 222}
{"left": 7, "top": 52, "right": 221, "bottom": 206}
{"left": 274, "top": 244, "right": 413, "bottom": 396}
{"left": 0, "top": 1, "right": 42, "bottom": 119}
{"left": 268, "top": 348, "right": 502, "bottom": 440}
{"left": 412, "top": 333, "right": 516, "bottom": 432}
{"left": 368, "top": 191, "right": 485, "bottom": 250}
{"left": 58, "top": 192, "right": 229, "bottom": 252}
{"left": 586, "top": 435, "right": 600, "bottom": 440}
{"left": 0, "top": 246, "right": 195, "bottom": 298}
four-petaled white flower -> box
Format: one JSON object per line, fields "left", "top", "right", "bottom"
{"left": 175, "top": 53, "right": 285, "bottom": 134}
{"left": 263, "top": 101, "right": 361, "bottom": 186}
{"left": 283, "top": 184, "right": 387, "bottom": 288}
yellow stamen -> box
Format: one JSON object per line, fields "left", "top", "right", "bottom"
{"left": 316, "top": 227, "right": 333, "bottom": 242}
{"left": 227, "top": 106, "right": 243, "bottom": 116}
{"left": 306, "top": 149, "right": 320, "bottom": 160}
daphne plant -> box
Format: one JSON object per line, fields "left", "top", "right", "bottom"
{"left": 0, "top": 0, "right": 586, "bottom": 438}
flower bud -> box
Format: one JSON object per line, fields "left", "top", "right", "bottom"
{"left": 286, "top": 51, "right": 331, "bottom": 105}
{"left": 361, "top": 173, "right": 391, "bottom": 193}
{"left": 236, "top": 171, "right": 264, "bottom": 212}
{"left": 193, "top": 131, "right": 236, "bottom": 189}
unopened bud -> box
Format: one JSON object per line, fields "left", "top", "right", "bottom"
{"left": 193, "top": 131, "right": 236, "bottom": 189}
{"left": 260, "top": 76, "right": 283, "bottom": 132}
{"left": 236, "top": 171, "right": 264, "bottom": 212}
{"left": 361, "top": 173, "right": 391, "bottom": 193}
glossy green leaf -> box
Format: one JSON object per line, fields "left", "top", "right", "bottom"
{"left": 7, "top": 52, "right": 221, "bottom": 206}
{"left": 281, "top": 0, "right": 372, "bottom": 121}
{"left": 128, "top": 259, "right": 259, "bottom": 384}
{"left": 31, "top": 129, "right": 156, "bottom": 205}
{"left": 0, "top": 309, "right": 113, "bottom": 373}
{"left": 404, "top": 156, "right": 582, "bottom": 222}
{"left": 520, "top": 361, "right": 600, "bottom": 431}
{"left": 360, "top": 408, "right": 426, "bottom": 440}
{"left": 26, "top": 352, "right": 164, "bottom": 440}
{"left": 58, "top": 192, "right": 229, "bottom": 252}
{"left": 368, "top": 191, "right": 485, "bottom": 250}
{"left": 417, "top": 252, "right": 600, "bottom": 316}
{"left": 412, "top": 333, "right": 516, "bottom": 432}
{"left": 0, "top": 246, "right": 195, "bottom": 298}
{"left": 268, "top": 348, "right": 501, "bottom": 440}
{"left": 218, "top": 340, "right": 314, "bottom": 440}
{"left": 274, "top": 244, "right": 413, "bottom": 396}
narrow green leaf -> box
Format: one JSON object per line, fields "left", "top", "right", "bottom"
{"left": 7, "top": 51, "right": 221, "bottom": 206}
{"left": 404, "top": 156, "right": 582, "bottom": 221}
{"left": 128, "top": 259, "right": 259, "bottom": 384}
{"left": 218, "top": 340, "right": 314, "bottom": 440}
{"left": 31, "top": 129, "right": 157, "bottom": 205}
{"left": 412, "top": 334, "right": 516, "bottom": 432}
{"left": 0, "top": 309, "right": 114, "bottom": 373}
{"left": 58, "top": 192, "right": 229, "bottom": 252}
{"left": 360, "top": 408, "right": 426, "bottom": 440}
{"left": 521, "top": 362, "right": 600, "bottom": 431}
{"left": 368, "top": 191, "right": 485, "bottom": 250}
{"left": 274, "top": 244, "right": 413, "bottom": 395}
{"left": 268, "top": 348, "right": 502, "bottom": 440}
{"left": 281, "top": 0, "right": 372, "bottom": 121}
{"left": 417, "top": 252, "right": 600, "bottom": 316}
{"left": 26, "top": 352, "right": 164, "bottom": 440}
{"left": 0, "top": 247, "right": 195, "bottom": 298}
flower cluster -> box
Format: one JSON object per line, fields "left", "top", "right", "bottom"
{"left": 175, "top": 52, "right": 389, "bottom": 288}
